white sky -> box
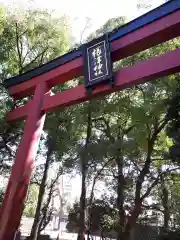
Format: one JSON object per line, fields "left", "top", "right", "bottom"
{"left": 0, "top": 0, "right": 164, "bottom": 42}
{"left": 0, "top": 0, "right": 164, "bottom": 200}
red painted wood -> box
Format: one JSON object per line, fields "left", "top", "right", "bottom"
{"left": 0, "top": 82, "right": 48, "bottom": 240}
{"left": 7, "top": 101, "right": 31, "bottom": 122}
{"left": 112, "top": 9, "right": 180, "bottom": 61}
{"left": 42, "top": 48, "right": 180, "bottom": 112}
{"left": 9, "top": 57, "right": 83, "bottom": 99}
{"left": 7, "top": 48, "right": 180, "bottom": 122}
{"left": 8, "top": 9, "right": 180, "bottom": 99}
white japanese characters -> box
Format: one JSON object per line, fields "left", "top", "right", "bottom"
{"left": 92, "top": 47, "right": 103, "bottom": 77}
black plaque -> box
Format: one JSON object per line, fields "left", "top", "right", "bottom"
{"left": 82, "top": 34, "right": 113, "bottom": 89}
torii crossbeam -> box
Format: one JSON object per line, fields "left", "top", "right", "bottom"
{"left": 0, "top": 0, "right": 180, "bottom": 239}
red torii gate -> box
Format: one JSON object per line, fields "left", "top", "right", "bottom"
{"left": 0, "top": 0, "right": 180, "bottom": 239}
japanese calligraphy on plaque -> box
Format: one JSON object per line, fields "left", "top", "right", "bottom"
{"left": 82, "top": 35, "right": 113, "bottom": 89}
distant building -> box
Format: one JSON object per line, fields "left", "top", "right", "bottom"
{"left": 51, "top": 174, "right": 73, "bottom": 230}
{"left": 59, "top": 175, "right": 73, "bottom": 203}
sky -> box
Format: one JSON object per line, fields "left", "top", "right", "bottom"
{"left": 0, "top": 0, "right": 164, "bottom": 42}
{"left": 0, "top": 0, "right": 165, "bottom": 199}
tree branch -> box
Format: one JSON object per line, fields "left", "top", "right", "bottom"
{"left": 22, "top": 47, "right": 49, "bottom": 72}
{"left": 15, "top": 23, "right": 23, "bottom": 74}
{"left": 135, "top": 117, "right": 169, "bottom": 204}
{"left": 92, "top": 116, "right": 114, "bottom": 142}
{"left": 141, "top": 176, "right": 160, "bottom": 200}
{"left": 140, "top": 166, "right": 179, "bottom": 201}
{"left": 88, "top": 157, "right": 114, "bottom": 206}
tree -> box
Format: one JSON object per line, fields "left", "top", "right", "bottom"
{"left": 73, "top": 17, "right": 127, "bottom": 240}
{"left": 76, "top": 17, "right": 180, "bottom": 240}
{"left": 0, "top": 7, "right": 23, "bottom": 175}
{"left": 1, "top": 5, "right": 180, "bottom": 240}
{"left": 67, "top": 199, "right": 116, "bottom": 237}
{"left": 23, "top": 184, "right": 39, "bottom": 217}
{"left": 0, "top": 6, "right": 73, "bottom": 239}
{"left": 37, "top": 166, "right": 63, "bottom": 235}
{"left": 77, "top": 102, "right": 92, "bottom": 240}
{"left": 166, "top": 82, "right": 180, "bottom": 165}
{"left": 0, "top": 7, "right": 71, "bottom": 175}
{"left": 30, "top": 106, "right": 79, "bottom": 240}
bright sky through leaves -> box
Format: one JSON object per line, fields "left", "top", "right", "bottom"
{"left": 0, "top": 0, "right": 164, "bottom": 42}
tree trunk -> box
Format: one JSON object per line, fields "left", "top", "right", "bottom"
{"left": 30, "top": 140, "right": 53, "bottom": 240}
{"left": 160, "top": 174, "right": 170, "bottom": 232}
{"left": 39, "top": 177, "right": 55, "bottom": 235}
{"left": 116, "top": 155, "right": 126, "bottom": 240}
{"left": 77, "top": 161, "right": 86, "bottom": 240}
{"left": 77, "top": 103, "right": 92, "bottom": 240}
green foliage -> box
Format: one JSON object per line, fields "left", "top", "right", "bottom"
{"left": 66, "top": 202, "right": 80, "bottom": 232}
{"left": 0, "top": 7, "right": 73, "bottom": 232}
{"left": 1, "top": 9, "right": 71, "bottom": 77}
{"left": 0, "top": 7, "right": 72, "bottom": 166}
{"left": 23, "top": 184, "right": 39, "bottom": 217}
{"left": 71, "top": 16, "right": 180, "bottom": 239}
{"left": 87, "top": 16, "right": 126, "bottom": 41}
{"left": 66, "top": 199, "right": 117, "bottom": 233}
{"left": 166, "top": 83, "right": 180, "bottom": 164}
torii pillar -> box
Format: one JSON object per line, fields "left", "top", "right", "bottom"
{"left": 0, "top": 82, "right": 49, "bottom": 239}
